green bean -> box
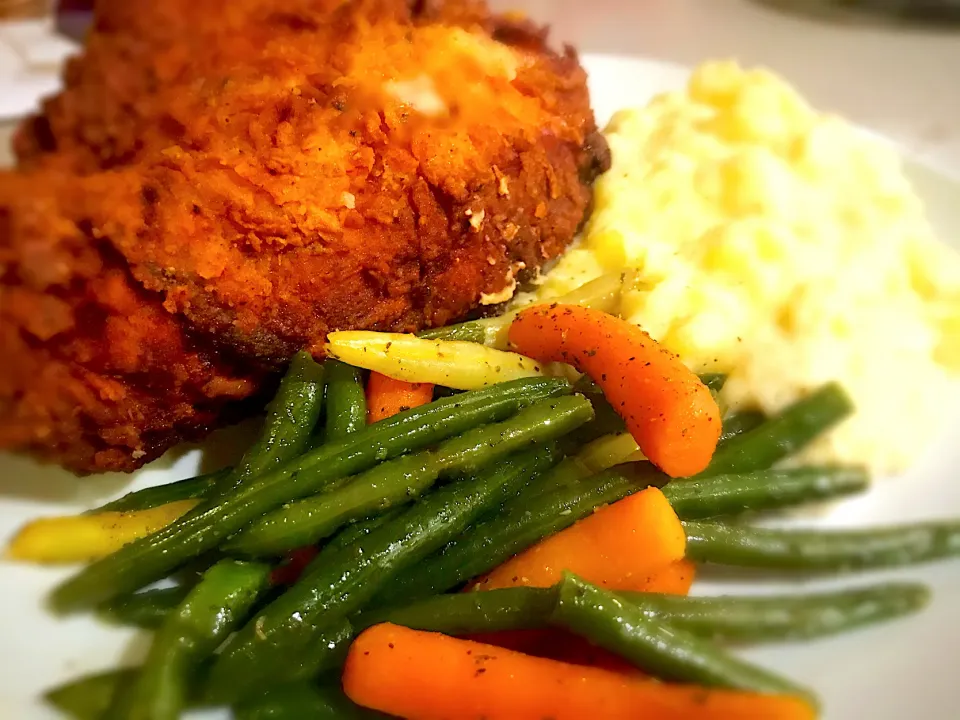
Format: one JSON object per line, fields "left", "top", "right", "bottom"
{"left": 100, "top": 672, "right": 139, "bottom": 720}
{"left": 234, "top": 682, "right": 389, "bottom": 720}
{"left": 375, "top": 463, "right": 658, "bottom": 607}
{"left": 90, "top": 357, "right": 322, "bottom": 514}
{"left": 98, "top": 585, "right": 191, "bottom": 629}
{"left": 126, "top": 560, "right": 271, "bottom": 720}
{"left": 718, "top": 410, "right": 766, "bottom": 444}
{"left": 417, "top": 321, "right": 488, "bottom": 343}
{"left": 552, "top": 573, "right": 817, "bottom": 705}
{"left": 685, "top": 518, "right": 960, "bottom": 572}
{"left": 109, "top": 574, "right": 925, "bottom": 645}
{"left": 88, "top": 469, "right": 229, "bottom": 515}
{"left": 508, "top": 455, "right": 593, "bottom": 507}
{"left": 624, "top": 583, "right": 931, "bottom": 642}
{"left": 324, "top": 508, "right": 407, "bottom": 554}
{"left": 662, "top": 466, "right": 869, "bottom": 520}
{"left": 699, "top": 382, "right": 854, "bottom": 478}
{"left": 309, "top": 423, "right": 327, "bottom": 449}
{"left": 324, "top": 359, "right": 367, "bottom": 441}
{"left": 419, "top": 272, "right": 624, "bottom": 347}
{"left": 699, "top": 373, "right": 727, "bottom": 393}
{"left": 359, "top": 581, "right": 927, "bottom": 643}
{"left": 566, "top": 398, "right": 627, "bottom": 447}
{"left": 205, "top": 446, "right": 560, "bottom": 701}
{"left": 574, "top": 373, "right": 725, "bottom": 398}
{"left": 226, "top": 395, "right": 593, "bottom": 555}
{"left": 51, "top": 377, "right": 570, "bottom": 612}
{"left": 356, "top": 587, "right": 557, "bottom": 634}
{"left": 215, "top": 351, "right": 327, "bottom": 495}
{"left": 45, "top": 669, "right": 134, "bottom": 720}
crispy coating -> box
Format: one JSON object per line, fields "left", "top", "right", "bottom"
{"left": 0, "top": 173, "right": 268, "bottom": 473}
{"left": 1, "top": 0, "right": 608, "bottom": 473}
{"left": 15, "top": 0, "right": 298, "bottom": 171}
{"left": 14, "top": 0, "right": 498, "bottom": 173}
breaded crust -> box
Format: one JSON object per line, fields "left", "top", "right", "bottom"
{"left": 0, "top": 174, "right": 268, "bottom": 473}
{"left": 0, "top": 0, "right": 609, "bottom": 473}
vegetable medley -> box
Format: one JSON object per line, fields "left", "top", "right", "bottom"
{"left": 9, "top": 277, "right": 960, "bottom": 720}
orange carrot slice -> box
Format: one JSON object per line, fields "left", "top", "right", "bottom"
{"left": 508, "top": 304, "right": 721, "bottom": 477}
{"left": 470, "top": 487, "right": 685, "bottom": 592}
{"left": 636, "top": 559, "right": 697, "bottom": 596}
{"left": 366, "top": 371, "right": 434, "bottom": 423}
{"left": 343, "top": 623, "right": 816, "bottom": 720}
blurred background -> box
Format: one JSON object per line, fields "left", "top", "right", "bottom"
{"left": 488, "top": 0, "right": 960, "bottom": 173}
{"left": 0, "top": 0, "right": 958, "bottom": 172}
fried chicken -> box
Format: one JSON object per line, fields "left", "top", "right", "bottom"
{"left": 0, "top": 173, "right": 269, "bottom": 473}
{"left": 0, "top": 0, "right": 609, "bottom": 474}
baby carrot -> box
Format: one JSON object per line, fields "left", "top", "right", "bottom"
{"left": 636, "top": 559, "right": 697, "bottom": 596}
{"left": 469, "top": 487, "right": 685, "bottom": 592}
{"left": 343, "top": 623, "right": 816, "bottom": 720}
{"left": 509, "top": 304, "right": 721, "bottom": 477}
{"left": 366, "top": 372, "right": 435, "bottom": 424}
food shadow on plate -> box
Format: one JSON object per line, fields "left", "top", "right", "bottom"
{"left": 0, "top": 417, "right": 262, "bottom": 507}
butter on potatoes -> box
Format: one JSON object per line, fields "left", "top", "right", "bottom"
{"left": 537, "top": 60, "right": 960, "bottom": 475}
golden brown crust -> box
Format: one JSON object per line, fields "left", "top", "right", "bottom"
{"left": 0, "top": 173, "right": 269, "bottom": 473}
{"left": 1, "top": 0, "right": 608, "bottom": 473}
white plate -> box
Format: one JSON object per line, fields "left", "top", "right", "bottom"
{"left": 2, "top": 54, "right": 960, "bottom": 719}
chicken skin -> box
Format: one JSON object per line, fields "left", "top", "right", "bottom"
{"left": 0, "top": 0, "right": 609, "bottom": 473}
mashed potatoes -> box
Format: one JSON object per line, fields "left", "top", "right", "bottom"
{"left": 536, "top": 60, "right": 960, "bottom": 475}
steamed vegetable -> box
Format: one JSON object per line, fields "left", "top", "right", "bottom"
{"left": 509, "top": 304, "right": 722, "bottom": 477}
{"left": 573, "top": 432, "right": 645, "bottom": 472}
{"left": 661, "top": 466, "right": 869, "bottom": 520}
{"left": 419, "top": 272, "right": 624, "bottom": 348}
{"left": 470, "top": 487, "right": 685, "bottom": 592}
{"left": 342, "top": 623, "right": 816, "bottom": 720}
{"left": 377, "top": 465, "right": 659, "bottom": 607}
{"left": 508, "top": 456, "right": 594, "bottom": 506}
{"left": 126, "top": 560, "right": 271, "bottom": 720}
{"left": 628, "top": 582, "right": 930, "bottom": 642}
{"left": 685, "top": 518, "right": 960, "bottom": 572}
{"left": 234, "top": 682, "right": 388, "bottom": 720}
{"left": 360, "top": 580, "right": 926, "bottom": 643}
{"left": 51, "top": 377, "right": 571, "bottom": 612}
{"left": 99, "top": 586, "right": 192, "bottom": 629}
{"left": 326, "top": 332, "right": 544, "bottom": 390}
{"left": 89, "top": 469, "right": 229, "bottom": 515}
{"left": 214, "top": 351, "right": 326, "bottom": 495}
{"left": 719, "top": 410, "right": 766, "bottom": 444}
{"left": 225, "top": 396, "right": 592, "bottom": 555}
{"left": 7, "top": 501, "right": 199, "bottom": 564}
{"left": 641, "top": 560, "right": 697, "bottom": 595}
{"left": 553, "top": 574, "right": 816, "bottom": 705}
{"left": 699, "top": 374, "right": 727, "bottom": 393}
{"left": 366, "top": 372, "right": 434, "bottom": 424}
{"left": 268, "top": 546, "right": 320, "bottom": 587}
{"left": 45, "top": 670, "right": 134, "bottom": 720}
{"left": 205, "top": 447, "right": 564, "bottom": 700}
{"left": 75, "top": 459, "right": 866, "bottom": 566}
{"left": 324, "top": 360, "right": 367, "bottom": 441}
{"left": 699, "top": 383, "right": 853, "bottom": 478}
{"left": 324, "top": 509, "right": 406, "bottom": 555}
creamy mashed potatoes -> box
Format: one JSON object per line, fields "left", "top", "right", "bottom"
{"left": 535, "top": 60, "right": 960, "bottom": 475}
